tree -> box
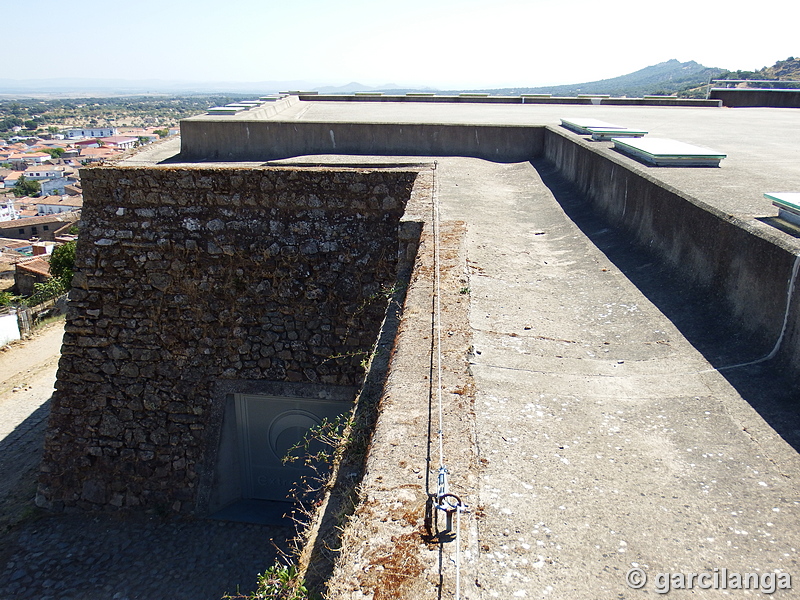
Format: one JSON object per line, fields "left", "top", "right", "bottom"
{"left": 49, "top": 240, "right": 76, "bottom": 286}
{"left": 42, "top": 147, "right": 65, "bottom": 159}
{"left": 13, "top": 175, "right": 41, "bottom": 198}
{"left": 0, "top": 116, "right": 23, "bottom": 132}
{"left": 153, "top": 129, "right": 170, "bottom": 138}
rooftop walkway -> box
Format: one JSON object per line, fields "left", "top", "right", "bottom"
{"left": 438, "top": 157, "right": 799, "bottom": 598}
{"left": 270, "top": 154, "right": 800, "bottom": 598}
{"left": 182, "top": 97, "right": 800, "bottom": 218}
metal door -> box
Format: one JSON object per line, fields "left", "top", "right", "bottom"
{"left": 235, "top": 394, "right": 347, "bottom": 501}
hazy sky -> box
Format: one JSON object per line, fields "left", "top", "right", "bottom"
{"left": 5, "top": 0, "right": 796, "bottom": 88}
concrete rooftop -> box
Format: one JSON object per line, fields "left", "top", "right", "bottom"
{"left": 177, "top": 97, "right": 800, "bottom": 220}
{"left": 128, "top": 98, "right": 800, "bottom": 598}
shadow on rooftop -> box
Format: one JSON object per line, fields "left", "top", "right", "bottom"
{"left": 756, "top": 216, "right": 800, "bottom": 240}
{"left": 532, "top": 157, "right": 800, "bottom": 454}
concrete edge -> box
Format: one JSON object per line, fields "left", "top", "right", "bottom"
{"left": 315, "top": 207, "right": 477, "bottom": 598}
{"left": 296, "top": 95, "right": 722, "bottom": 108}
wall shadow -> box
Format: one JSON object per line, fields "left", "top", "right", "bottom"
{"left": 0, "top": 399, "right": 294, "bottom": 600}
{"left": 532, "top": 157, "right": 800, "bottom": 453}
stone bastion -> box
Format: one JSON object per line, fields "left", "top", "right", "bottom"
{"left": 37, "top": 164, "right": 425, "bottom": 515}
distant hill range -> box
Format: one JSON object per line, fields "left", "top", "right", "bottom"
{"left": 425, "top": 59, "right": 727, "bottom": 98}
{"left": 718, "top": 56, "right": 800, "bottom": 82}
{"left": 1, "top": 57, "right": 798, "bottom": 99}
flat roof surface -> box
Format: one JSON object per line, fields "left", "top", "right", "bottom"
{"left": 175, "top": 99, "right": 800, "bottom": 222}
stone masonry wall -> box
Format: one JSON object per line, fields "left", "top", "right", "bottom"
{"left": 38, "top": 165, "right": 419, "bottom": 514}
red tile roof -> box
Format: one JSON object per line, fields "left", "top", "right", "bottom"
{"left": 16, "top": 256, "right": 50, "bottom": 277}
{"left": 0, "top": 213, "right": 79, "bottom": 230}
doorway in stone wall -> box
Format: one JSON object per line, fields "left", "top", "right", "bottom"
{"left": 209, "top": 392, "right": 350, "bottom": 525}
{"left": 235, "top": 394, "right": 347, "bottom": 501}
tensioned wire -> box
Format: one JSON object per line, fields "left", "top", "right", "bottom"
{"left": 431, "top": 161, "right": 465, "bottom": 600}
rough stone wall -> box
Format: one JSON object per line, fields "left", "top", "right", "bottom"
{"left": 38, "top": 165, "right": 418, "bottom": 514}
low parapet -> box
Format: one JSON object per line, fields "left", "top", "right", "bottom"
{"left": 296, "top": 93, "right": 721, "bottom": 107}
{"left": 179, "top": 119, "right": 545, "bottom": 163}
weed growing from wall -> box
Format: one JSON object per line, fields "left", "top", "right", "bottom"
{"left": 222, "top": 562, "right": 309, "bottom": 600}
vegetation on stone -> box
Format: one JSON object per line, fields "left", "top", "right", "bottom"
{"left": 223, "top": 562, "right": 309, "bottom": 600}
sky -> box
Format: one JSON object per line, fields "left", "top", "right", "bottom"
{"left": 4, "top": 0, "right": 797, "bottom": 89}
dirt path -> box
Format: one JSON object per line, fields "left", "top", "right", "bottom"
{"left": 0, "top": 318, "right": 64, "bottom": 530}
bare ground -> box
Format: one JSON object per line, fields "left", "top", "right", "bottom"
{"left": 0, "top": 318, "right": 64, "bottom": 532}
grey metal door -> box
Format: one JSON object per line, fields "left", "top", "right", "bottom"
{"left": 235, "top": 394, "right": 347, "bottom": 501}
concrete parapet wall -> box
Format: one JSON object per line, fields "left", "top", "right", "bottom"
{"left": 297, "top": 95, "right": 721, "bottom": 107}
{"left": 599, "top": 97, "right": 722, "bottom": 107}
{"left": 38, "top": 165, "right": 421, "bottom": 514}
{"left": 710, "top": 88, "right": 800, "bottom": 108}
{"left": 240, "top": 94, "right": 299, "bottom": 118}
{"left": 180, "top": 120, "right": 544, "bottom": 163}
{"left": 543, "top": 126, "right": 800, "bottom": 369}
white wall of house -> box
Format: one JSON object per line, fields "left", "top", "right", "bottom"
{"left": 25, "top": 168, "right": 63, "bottom": 180}
{"left": 40, "top": 178, "right": 70, "bottom": 196}
{"left": 0, "top": 312, "right": 21, "bottom": 347}
{"left": 37, "top": 202, "right": 79, "bottom": 215}
{"left": 66, "top": 127, "right": 118, "bottom": 139}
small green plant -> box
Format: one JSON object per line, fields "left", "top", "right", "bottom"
{"left": 0, "top": 291, "right": 21, "bottom": 306}
{"left": 23, "top": 276, "right": 68, "bottom": 307}
{"left": 49, "top": 240, "right": 76, "bottom": 283}
{"left": 223, "top": 562, "right": 308, "bottom": 600}
{"left": 283, "top": 414, "right": 353, "bottom": 468}
{"left": 321, "top": 349, "right": 369, "bottom": 365}
{"left": 459, "top": 286, "right": 471, "bottom": 295}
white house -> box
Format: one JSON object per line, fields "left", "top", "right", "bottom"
{"left": 23, "top": 165, "right": 67, "bottom": 180}
{"left": 35, "top": 195, "right": 83, "bottom": 215}
{"left": 100, "top": 136, "right": 138, "bottom": 151}
{"left": 3, "top": 172, "right": 20, "bottom": 189}
{"left": 0, "top": 199, "right": 20, "bottom": 222}
{"left": 7, "top": 152, "right": 50, "bottom": 166}
{"left": 41, "top": 177, "right": 71, "bottom": 196}
{"left": 65, "top": 127, "right": 118, "bottom": 139}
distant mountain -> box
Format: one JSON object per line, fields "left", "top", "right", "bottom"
{"left": 718, "top": 56, "right": 800, "bottom": 82}
{"left": 313, "top": 82, "right": 405, "bottom": 94}
{"left": 454, "top": 60, "right": 726, "bottom": 98}
{"left": 3, "top": 58, "right": 786, "bottom": 99}
{"left": 760, "top": 56, "right": 800, "bottom": 80}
